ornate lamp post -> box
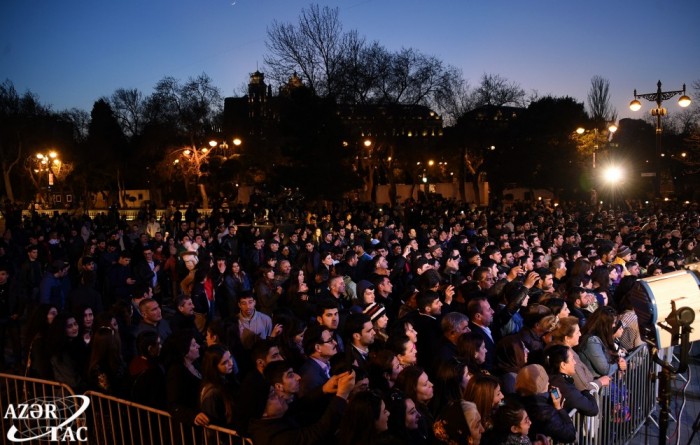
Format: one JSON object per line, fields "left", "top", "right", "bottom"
{"left": 629, "top": 80, "right": 691, "bottom": 196}
{"left": 576, "top": 123, "right": 618, "bottom": 169}
{"left": 28, "top": 150, "right": 64, "bottom": 206}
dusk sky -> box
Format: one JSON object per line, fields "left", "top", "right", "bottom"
{"left": 2, "top": 0, "right": 699, "bottom": 121}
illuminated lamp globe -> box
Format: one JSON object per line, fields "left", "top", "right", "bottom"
{"left": 629, "top": 99, "right": 642, "bottom": 111}
{"left": 678, "top": 95, "right": 691, "bottom": 108}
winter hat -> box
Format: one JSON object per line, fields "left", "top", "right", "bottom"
{"left": 363, "top": 303, "right": 387, "bottom": 323}
{"left": 356, "top": 280, "right": 375, "bottom": 300}
{"left": 515, "top": 364, "right": 549, "bottom": 396}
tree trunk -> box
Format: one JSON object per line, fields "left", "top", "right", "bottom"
{"left": 198, "top": 183, "right": 209, "bottom": 209}
{"left": 459, "top": 147, "right": 467, "bottom": 202}
{"left": 471, "top": 178, "right": 481, "bottom": 206}
{"left": 364, "top": 167, "right": 374, "bottom": 203}
{"left": 2, "top": 167, "right": 15, "bottom": 202}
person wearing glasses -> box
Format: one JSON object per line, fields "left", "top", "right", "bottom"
{"left": 298, "top": 324, "right": 340, "bottom": 398}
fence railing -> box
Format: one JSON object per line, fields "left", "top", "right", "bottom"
{"left": 0, "top": 373, "right": 251, "bottom": 445}
{"left": 1, "top": 373, "right": 81, "bottom": 444}
{"left": 3, "top": 347, "right": 657, "bottom": 445}
{"left": 569, "top": 345, "right": 656, "bottom": 445}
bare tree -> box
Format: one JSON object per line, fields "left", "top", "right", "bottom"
{"left": 587, "top": 75, "right": 617, "bottom": 125}
{"left": 145, "top": 73, "right": 221, "bottom": 140}
{"left": 472, "top": 73, "right": 526, "bottom": 107}
{"left": 377, "top": 48, "right": 457, "bottom": 107}
{"left": 59, "top": 108, "right": 90, "bottom": 142}
{"left": 336, "top": 38, "right": 388, "bottom": 104}
{"left": 265, "top": 4, "right": 348, "bottom": 97}
{"left": 110, "top": 88, "right": 145, "bottom": 138}
{"left": 434, "top": 68, "right": 474, "bottom": 126}
{"left": 0, "top": 80, "right": 53, "bottom": 202}
{"left": 144, "top": 74, "right": 222, "bottom": 207}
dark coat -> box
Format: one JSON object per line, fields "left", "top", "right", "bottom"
{"left": 520, "top": 393, "right": 577, "bottom": 444}
{"left": 549, "top": 373, "right": 599, "bottom": 417}
{"left": 298, "top": 358, "right": 329, "bottom": 399}
{"left": 248, "top": 395, "right": 346, "bottom": 445}
{"left": 468, "top": 322, "right": 496, "bottom": 371}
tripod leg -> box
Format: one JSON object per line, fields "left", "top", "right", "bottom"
{"left": 687, "top": 410, "right": 700, "bottom": 445}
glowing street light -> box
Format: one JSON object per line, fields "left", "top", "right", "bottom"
{"left": 630, "top": 80, "right": 691, "bottom": 196}
{"left": 575, "top": 123, "right": 617, "bottom": 169}
{"left": 602, "top": 166, "right": 623, "bottom": 184}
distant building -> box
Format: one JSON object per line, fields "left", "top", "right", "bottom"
{"left": 222, "top": 70, "right": 443, "bottom": 143}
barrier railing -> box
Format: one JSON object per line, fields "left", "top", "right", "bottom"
{"left": 0, "top": 373, "right": 251, "bottom": 445}
{"left": 570, "top": 345, "right": 655, "bottom": 445}
{"left": 0, "top": 373, "right": 81, "bottom": 444}
{"left": 84, "top": 390, "right": 251, "bottom": 445}
{"left": 4, "top": 349, "right": 656, "bottom": 445}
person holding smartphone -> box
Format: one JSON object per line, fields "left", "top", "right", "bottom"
{"left": 545, "top": 344, "right": 599, "bottom": 417}
{"left": 515, "top": 364, "right": 577, "bottom": 444}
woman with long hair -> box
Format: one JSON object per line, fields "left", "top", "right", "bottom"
{"left": 367, "top": 349, "right": 402, "bottom": 394}
{"left": 614, "top": 277, "right": 644, "bottom": 351}
{"left": 590, "top": 266, "right": 612, "bottom": 307}
{"left": 200, "top": 344, "right": 237, "bottom": 429}
{"left": 337, "top": 391, "right": 391, "bottom": 445}
{"left": 77, "top": 305, "right": 95, "bottom": 345}
{"left": 273, "top": 312, "right": 306, "bottom": 371}
{"left": 457, "top": 332, "right": 488, "bottom": 376}
{"left": 47, "top": 312, "right": 88, "bottom": 391}
{"left": 462, "top": 374, "right": 504, "bottom": 433}
{"left": 254, "top": 266, "right": 282, "bottom": 316}
{"left": 25, "top": 304, "right": 58, "bottom": 379}
{"left": 164, "top": 330, "right": 209, "bottom": 427}
{"left": 285, "top": 267, "right": 314, "bottom": 321}
{"left": 230, "top": 260, "right": 252, "bottom": 294}
{"left": 87, "top": 326, "right": 127, "bottom": 397}
{"left": 549, "top": 318, "right": 607, "bottom": 395}
{"left": 386, "top": 391, "right": 425, "bottom": 444}
{"left": 490, "top": 400, "right": 545, "bottom": 445}
{"left": 577, "top": 306, "right": 627, "bottom": 378}
{"left": 431, "top": 360, "right": 470, "bottom": 415}
{"left": 395, "top": 366, "right": 435, "bottom": 443}
{"left": 493, "top": 334, "right": 528, "bottom": 395}
{"left": 315, "top": 251, "right": 336, "bottom": 289}
{"left": 544, "top": 344, "right": 598, "bottom": 417}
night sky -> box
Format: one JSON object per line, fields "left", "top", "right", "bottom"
{"left": 2, "top": 0, "right": 699, "bottom": 120}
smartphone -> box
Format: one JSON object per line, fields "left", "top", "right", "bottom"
{"left": 551, "top": 387, "right": 560, "bottom": 399}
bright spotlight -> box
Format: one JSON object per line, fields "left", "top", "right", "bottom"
{"left": 603, "top": 166, "right": 623, "bottom": 183}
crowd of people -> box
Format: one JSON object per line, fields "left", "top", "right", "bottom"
{"left": 0, "top": 197, "right": 699, "bottom": 445}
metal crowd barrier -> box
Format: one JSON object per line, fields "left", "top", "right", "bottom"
{"left": 84, "top": 390, "right": 251, "bottom": 445}
{"left": 0, "top": 373, "right": 251, "bottom": 445}
{"left": 570, "top": 345, "right": 656, "bottom": 445}
{"left": 0, "top": 373, "right": 81, "bottom": 444}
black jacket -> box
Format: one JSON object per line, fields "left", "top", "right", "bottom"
{"left": 249, "top": 395, "right": 346, "bottom": 445}
{"left": 520, "top": 393, "right": 577, "bottom": 444}
{"left": 549, "top": 373, "right": 599, "bottom": 417}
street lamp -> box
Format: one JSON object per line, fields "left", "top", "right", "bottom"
{"left": 575, "top": 123, "right": 618, "bottom": 169}
{"left": 30, "top": 150, "right": 64, "bottom": 205}
{"left": 630, "top": 80, "right": 692, "bottom": 196}
{"left": 170, "top": 138, "right": 237, "bottom": 208}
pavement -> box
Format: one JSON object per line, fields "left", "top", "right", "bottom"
{"left": 630, "top": 342, "right": 700, "bottom": 445}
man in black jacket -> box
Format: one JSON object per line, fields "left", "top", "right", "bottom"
{"left": 248, "top": 368, "right": 355, "bottom": 445}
